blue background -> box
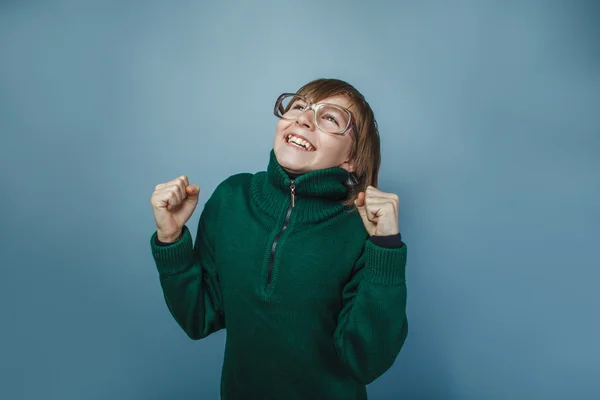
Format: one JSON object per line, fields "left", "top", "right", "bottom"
{"left": 1, "top": 1, "right": 598, "bottom": 399}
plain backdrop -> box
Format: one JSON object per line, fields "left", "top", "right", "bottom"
{"left": 1, "top": 1, "right": 598, "bottom": 399}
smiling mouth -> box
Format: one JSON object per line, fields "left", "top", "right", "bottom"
{"left": 285, "top": 134, "right": 316, "bottom": 151}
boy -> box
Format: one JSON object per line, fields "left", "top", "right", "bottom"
{"left": 149, "top": 78, "right": 408, "bottom": 399}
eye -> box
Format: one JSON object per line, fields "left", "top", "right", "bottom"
{"left": 323, "top": 114, "right": 339, "bottom": 126}
{"left": 290, "top": 100, "right": 307, "bottom": 111}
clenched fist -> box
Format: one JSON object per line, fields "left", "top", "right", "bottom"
{"left": 150, "top": 175, "right": 200, "bottom": 242}
{"left": 354, "top": 185, "right": 400, "bottom": 236}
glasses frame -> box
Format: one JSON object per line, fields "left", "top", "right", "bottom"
{"left": 274, "top": 93, "right": 356, "bottom": 136}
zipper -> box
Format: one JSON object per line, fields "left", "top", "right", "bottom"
{"left": 266, "top": 179, "right": 296, "bottom": 287}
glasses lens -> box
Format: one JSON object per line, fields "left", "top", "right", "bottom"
{"left": 316, "top": 105, "right": 350, "bottom": 134}
{"left": 275, "top": 94, "right": 308, "bottom": 120}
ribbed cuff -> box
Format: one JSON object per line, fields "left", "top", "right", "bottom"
{"left": 364, "top": 239, "right": 407, "bottom": 284}
{"left": 150, "top": 225, "right": 194, "bottom": 275}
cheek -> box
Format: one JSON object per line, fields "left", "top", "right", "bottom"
{"left": 276, "top": 119, "right": 292, "bottom": 134}
{"left": 319, "top": 135, "right": 352, "bottom": 155}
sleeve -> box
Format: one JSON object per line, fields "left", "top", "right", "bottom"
{"left": 149, "top": 191, "right": 225, "bottom": 340}
{"left": 369, "top": 233, "right": 403, "bottom": 248}
{"left": 154, "top": 228, "right": 184, "bottom": 246}
{"left": 333, "top": 239, "right": 408, "bottom": 384}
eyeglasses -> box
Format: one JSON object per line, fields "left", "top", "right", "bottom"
{"left": 273, "top": 93, "right": 354, "bottom": 136}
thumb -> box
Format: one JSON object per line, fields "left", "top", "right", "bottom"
{"left": 354, "top": 191, "right": 365, "bottom": 207}
{"left": 355, "top": 191, "right": 376, "bottom": 235}
{"left": 354, "top": 192, "right": 367, "bottom": 218}
{"left": 185, "top": 184, "right": 200, "bottom": 199}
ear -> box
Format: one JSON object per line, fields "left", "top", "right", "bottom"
{"left": 339, "top": 159, "right": 355, "bottom": 173}
{"left": 339, "top": 143, "right": 356, "bottom": 172}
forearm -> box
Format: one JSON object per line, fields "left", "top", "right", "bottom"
{"left": 334, "top": 240, "right": 408, "bottom": 384}
{"left": 159, "top": 262, "right": 224, "bottom": 340}
{"left": 151, "top": 225, "right": 224, "bottom": 339}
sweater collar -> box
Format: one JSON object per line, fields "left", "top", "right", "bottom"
{"left": 250, "top": 149, "right": 352, "bottom": 224}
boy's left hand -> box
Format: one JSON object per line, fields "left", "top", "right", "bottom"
{"left": 355, "top": 186, "right": 400, "bottom": 236}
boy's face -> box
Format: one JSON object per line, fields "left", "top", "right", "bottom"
{"left": 273, "top": 94, "right": 355, "bottom": 175}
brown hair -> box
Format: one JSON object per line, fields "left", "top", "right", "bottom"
{"left": 295, "top": 78, "right": 381, "bottom": 207}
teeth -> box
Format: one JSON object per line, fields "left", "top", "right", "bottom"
{"left": 287, "top": 135, "right": 314, "bottom": 151}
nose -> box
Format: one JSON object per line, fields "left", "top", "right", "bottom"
{"left": 296, "top": 107, "right": 315, "bottom": 130}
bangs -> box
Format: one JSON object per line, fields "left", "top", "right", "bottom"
{"left": 296, "top": 80, "right": 364, "bottom": 121}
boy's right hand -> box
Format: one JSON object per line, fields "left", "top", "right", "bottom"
{"left": 150, "top": 175, "right": 200, "bottom": 243}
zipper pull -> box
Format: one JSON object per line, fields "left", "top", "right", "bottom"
{"left": 290, "top": 180, "right": 296, "bottom": 208}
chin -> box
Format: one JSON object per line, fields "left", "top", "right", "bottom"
{"left": 274, "top": 146, "right": 312, "bottom": 174}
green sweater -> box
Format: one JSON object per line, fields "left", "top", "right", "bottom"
{"left": 150, "top": 150, "right": 408, "bottom": 400}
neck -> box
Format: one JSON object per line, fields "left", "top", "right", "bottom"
{"left": 286, "top": 171, "right": 303, "bottom": 180}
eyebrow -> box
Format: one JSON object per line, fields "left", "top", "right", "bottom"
{"left": 318, "top": 100, "right": 351, "bottom": 111}
{"left": 312, "top": 94, "right": 351, "bottom": 107}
